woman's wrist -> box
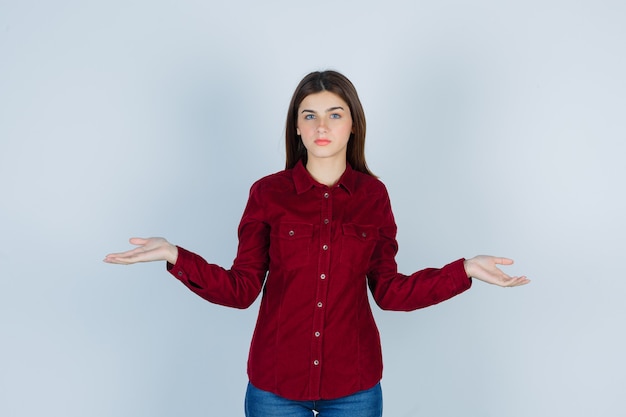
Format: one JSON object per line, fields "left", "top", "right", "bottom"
{"left": 166, "top": 243, "right": 179, "bottom": 265}
{"left": 463, "top": 258, "right": 474, "bottom": 278}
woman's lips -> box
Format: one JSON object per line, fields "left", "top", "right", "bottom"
{"left": 314, "top": 139, "right": 331, "bottom": 146}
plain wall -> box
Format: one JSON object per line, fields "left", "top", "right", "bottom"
{"left": 1, "top": 1, "right": 625, "bottom": 416}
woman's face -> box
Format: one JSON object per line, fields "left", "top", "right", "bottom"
{"left": 296, "top": 91, "right": 353, "bottom": 164}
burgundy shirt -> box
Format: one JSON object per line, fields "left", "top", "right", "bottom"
{"left": 167, "top": 161, "right": 471, "bottom": 401}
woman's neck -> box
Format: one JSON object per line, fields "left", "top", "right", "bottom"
{"left": 305, "top": 158, "right": 347, "bottom": 187}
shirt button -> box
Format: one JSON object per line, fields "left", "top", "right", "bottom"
{"left": 324, "top": 218, "right": 329, "bottom": 225}
{"left": 320, "top": 274, "right": 326, "bottom": 280}
{"left": 362, "top": 232, "right": 367, "bottom": 238}
{"left": 313, "top": 360, "right": 320, "bottom": 366}
{"left": 317, "top": 302, "right": 323, "bottom": 308}
{"left": 177, "top": 271, "right": 183, "bottom": 277}
{"left": 322, "top": 244, "right": 328, "bottom": 251}
{"left": 288, "top": 230, "right": 295, "bottom": 236}
{"left": 315, "top": 331, "right": 321, "bottom": 337}
{"left": 323, "top": 192, "right": 329, "bottom": 199}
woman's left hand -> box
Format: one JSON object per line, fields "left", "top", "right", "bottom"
{"left": 464, "top": 256, "right": 530, "bottom": 287}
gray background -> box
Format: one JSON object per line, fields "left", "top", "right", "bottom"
{"left": 1, "top": 1, "right": 625, "bottom": 416}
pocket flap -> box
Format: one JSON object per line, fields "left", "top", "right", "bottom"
{"left": 272, "top": 222, "right": 314, "bottom": 239}
{"left": 341, "top": 223, "right": 379, "bottom": 241}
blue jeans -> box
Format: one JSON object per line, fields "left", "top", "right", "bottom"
{"left": 244, "top": 382, "right": 383, "bottom": 417}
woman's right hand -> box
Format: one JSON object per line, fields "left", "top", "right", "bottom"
{"left": 103, "top": 237, "right": 178, "bottom": 265}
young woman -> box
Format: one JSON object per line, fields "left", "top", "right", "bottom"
{"left": 104, "top": 70, "right": 529, "bottom": 417}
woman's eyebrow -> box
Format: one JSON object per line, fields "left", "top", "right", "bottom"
{"left": 300, "top": 106, "right": 345, "bottom": 114}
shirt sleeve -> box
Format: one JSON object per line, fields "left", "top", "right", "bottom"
{"left": 166, "top": 182, "right": 270, "bottom": 309}
{"left": 366, "top": 186, "right": 472, "bottom": 311}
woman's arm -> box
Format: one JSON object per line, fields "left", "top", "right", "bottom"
{"left": 103, "top": 226, "right": 269, "bottom": 309}
{"left": 366, "top": 184, "right": 529, "bottom": 311}
{"left": 103, "top": 181, "right": 270, "bottom": 309}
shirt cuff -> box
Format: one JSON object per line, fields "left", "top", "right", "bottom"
{"left": 166, "top": 245, "right": 191, "bottom": 284}
{"left": 447, "top": 258, "right": 472, "bottom": 292}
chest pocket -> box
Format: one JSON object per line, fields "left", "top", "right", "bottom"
{"left": 269, "top": 222, "right": 314, "bottom": 270}
{"left": 339, "top": 223, "right": 380, "bottom": 271}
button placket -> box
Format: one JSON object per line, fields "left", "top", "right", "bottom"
{"left": 310, "top": 187, "right": 333, "bottom": 393}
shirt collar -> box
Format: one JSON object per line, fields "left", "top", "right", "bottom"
{"left": 292, "top": 160, "right": 355, "bottom": 195}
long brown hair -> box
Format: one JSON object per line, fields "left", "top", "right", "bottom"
{"left": 285, "top": 70, "right": 375, "bottom": 176}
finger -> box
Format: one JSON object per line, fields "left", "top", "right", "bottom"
{"left": 103, "top": 254, "right": 132, "bottom": 264}
{"left": 103, "top": 246, "right": 152, "bottom": 265}
{"left": 103, "top": 252, "right": 145, "bottom": 264}
{"left": 494, "top": 257, "right": 514, "bottom": 266}
{"left": 104, "top": 252, "right": 127, "bottom": 260}
{"left": 129, "top": 237, "right": 148, "bottom": 246}
{"left": 504, "top": 276, "right": 530, "bottom": 287}
{"left": 105, "top": 246, "right": 146, "bottom": 258}
{"left": 103, "top": 255, "right": 129, "bottom": 264}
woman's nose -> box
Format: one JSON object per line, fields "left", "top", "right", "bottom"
{"left": 317, "top": 119, "right": 328, "bottom": 132}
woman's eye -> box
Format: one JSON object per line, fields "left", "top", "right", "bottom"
{"left": 304, "top": 114, "right": 315, "bottom": 120}
{"left": 330, "top": 113, "right": 341, "bottom": 119}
